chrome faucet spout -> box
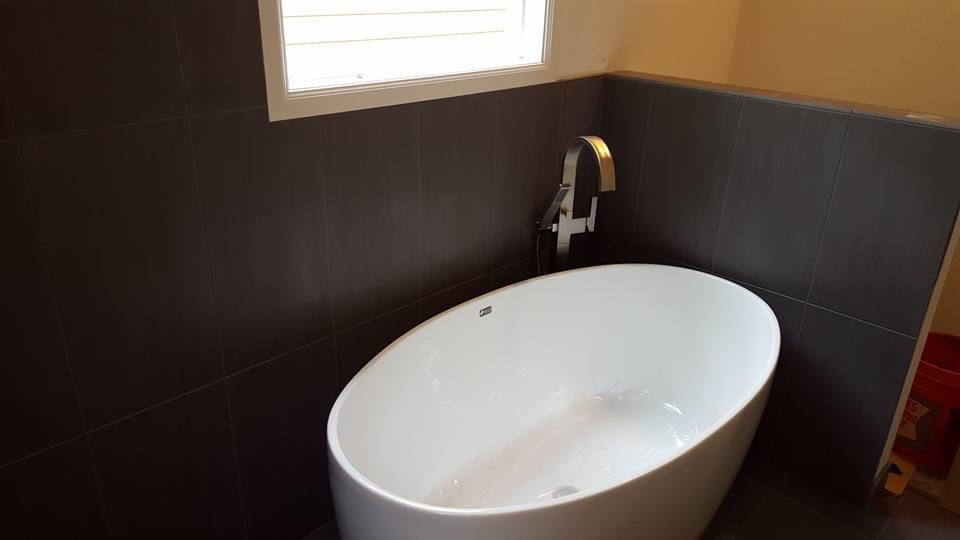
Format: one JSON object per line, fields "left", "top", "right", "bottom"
{"left": 563, "top": 136, "right": 616, "bottom": 195}
{"left": 536, "top": 136, "right": 616, "bottom": 272}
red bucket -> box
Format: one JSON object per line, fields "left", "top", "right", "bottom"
{"left": 895, "top": 332, "right": 960, "bottom": 470}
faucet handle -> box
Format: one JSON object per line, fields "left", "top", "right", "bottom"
{"left": 536, "top": 183, "right": 572, "bottom": 232}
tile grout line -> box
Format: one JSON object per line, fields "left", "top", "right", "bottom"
{"left": 212, "top": 243, "right": 541, "bottom": 387}
{"left": 307, "top": 116, "right": 342, "bottom": 388}
{"left": 167, "top": 0, "right": 192, "bottom": 122}
{"left": 81, "top": 434, "right": 114, "bottom": 538}
{"left": 312, "top": 117, "right": 344, "bottom": 388}
{"left": 0, "top": 66, "right": 19, "bottom": 138}
{"left": 220, "top": 381, "right": 250, "bottom": 540}
{"left": 626, "top": 78, "right": 655, "bottom": 247}
{"left": 3, "top": 327, "right": 352, "bottom": 474}
{"left": 871, "top": 490, "right": 907, "bottom": 540}
{"left": 804, "top": 303, "right": 917, "bottom": 341}
{"left": 731, "top": 492, "right": 773, "bottom": 539}
{"left": 488, "top": 88, "right": 506, "bottom": 275}
{"left": 11, "top": 141, "right": 90, "bottom": 433}
{"left": 708, "top": 95, "right": 746, "bottom": 271}
{"left": 85, "top": 378, "right": 225, "bottom": 437}
{"left": 179, "top": 90, "right": 251, "bottom": 538}
{"left": 0, "top": 433, "right": 86, "bottom": 472}
{"left": 651, "top": 247, "right": 918, "bottom": 341}
{"left": 0, "top": 377, "right": 222, "bottom": 472}
{"left": 226, "top": 334, "right": 338, "bottom": 380}
{"left": 768, "top": 473, "right": 786, "bottom": 492}
{"left": 168, "top": 4, "right": 252, "bottom": 532}
{"left": 773, "top": 492, "right": 874, "bottom": 539}
{"left": 301, "top": 518, "right": 336, "bottom": 539}
{"left": 10, "top": 127, "right": 116, "bottom": 534}
{"left": 423, "top": 272, "right": 491, "bottom": 301}
{"left": 415, "top": 101, "right": 425, "bottom": 306}
{"left": 330, "top": 298, "right": 421, "bottom": 338}
{"left": 10, "top": 104, "right": 270, "bottom": 143}
{"left": 484, "top": 89, "right": 502, "bottom": 276}
{"left": 803, "top": 112, "right": 853, "bottom": 303}
{"left": 316, "top": 117, "right": 340, "bottom": 339}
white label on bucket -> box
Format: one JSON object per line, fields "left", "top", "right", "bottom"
{"left": 898, "top": 397, "right": 931, "bottom": 441}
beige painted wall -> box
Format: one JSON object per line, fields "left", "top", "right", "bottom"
{"left": 728, "top": 0, "right": 960, "bottom": 118}
{"left": 612, "top": 1, "right": 960, "bottom": 117}
{"left": 616, "top": 0, "right": 960, "bottom": 332}
{"left": 613, "top": 0, "right": 742, "bottom": 82}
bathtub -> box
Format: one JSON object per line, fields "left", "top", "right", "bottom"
{"left": 327, "top": 265, "right": 780, "bottom": 540}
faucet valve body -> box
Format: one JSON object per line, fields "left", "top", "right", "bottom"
{"left": 537, "top": 136, "right": 616, "bottom": 270}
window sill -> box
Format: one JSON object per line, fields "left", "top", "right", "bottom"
{"left": 263, "top": 63, "right": 558, "bottom": 121}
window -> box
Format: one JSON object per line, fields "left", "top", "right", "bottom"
{"left": 282, "top": 1, "right": 550, "bottom": 92}
{"left": 259, "top": 0, "right": 554, "bottom": 119}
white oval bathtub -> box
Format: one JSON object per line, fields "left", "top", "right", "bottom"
{"left": 328, "top": 265, "right": 780, "bottom": 540}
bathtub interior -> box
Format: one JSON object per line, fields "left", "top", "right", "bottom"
{"left": 332, "top": 265, "right": 779, "bottom": 510}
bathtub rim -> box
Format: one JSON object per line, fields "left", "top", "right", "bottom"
{"left": 326, "top": 263, "right": 781, "bottom": 516}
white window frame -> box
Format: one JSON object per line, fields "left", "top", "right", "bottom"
{"left": 257, "top": 0, "right": 557, "bottom": 120}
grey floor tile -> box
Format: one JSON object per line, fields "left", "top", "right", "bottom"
{"left": 878, "top": 490, "right": 960, "bottom": 540}
{"left": 777, "top": 476, "right": 899, "bottom": 538}
{"left": 701, "top": 477, "right": 772, "bottom": 539}
{"left": 303, "top": 519, "right": 340, "bottom": 540}
{"left": 740, "top": 456, "right": 788, "bottom": 490}
{"left": 737, "top": 493, "right": 864, "bottom": 540}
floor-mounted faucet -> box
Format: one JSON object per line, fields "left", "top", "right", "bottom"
{"left": 536, "top": 136, "right": 616, "bottom": 272}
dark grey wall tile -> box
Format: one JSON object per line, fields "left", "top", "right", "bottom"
{"left": 193, "top": 109, "right": 332, "bottom": 373}
{"left": 634, "top": 85, "right": 742, "bottom": 267}
{"left": 0, "top": 0, "right": 184, "bottom": 135}
{"left": 810, "top": 116, "right": 960, "bottom": 336}
{"left": 713, "top": 100, "right": 848, "bottom": 297}
{"left": 742, "top": 286, "right": 804, "bottom": 464}
{"left": 422, "top": 275, "right": 492, "bottom": 320}
{"left": 568, "top": 233, "right": 634, "bottom": 268}
{"left": 419, "top": 93, "right": 497, "bottom": 295}
{"left": 491, "top": 84, "right": 563, "bottom": 266}
{"left": 90, "top": 383, "right": 243, "bottom": 539}
{"left": 559, "top": 77, "right": 605, "bottom": 144}
{"left": 737, "top": 493, "right": 863, "bottom": 540}
{"left": 631, "top": 248, "right": 699, "bottom": 269}
{"left": 487, "top": 256, "right": 539, "bottom": 291}
{"left": 0, "top": 143, "right": 83, "bottom": 465}
{"left": 0, "top": 439, "right": 107, "bottom": 539}
{"left": 598, "top": 77, "right": 652, "bottom": 242}
{"left": 778, "top": 306, "right": 916, "bottom": 504}
{"left": 23, "top": 121, "right": 221, "bottom": 427}
{"left": 701, "top": 477, "right": 771, "bottom": 539}
{"left": 335, "top": 302, "right": 423, "bottom": 387}
{"left": 173, "top": 0, "right": 267, "bottom": 113}
{"left": 747, "top": 287, "right": 805, "bottom": 371}
{"left": 0, "top": 75, "right": 12, "bottom": 140}
{"left": 559, "top": 77, "right": 605, "bottom": 219}
{"left": 879, "top": 489, "right": 960, "bottom": 540}
{"left": 228, "top": 338, "right": 337, "bottom": 540}
{"left": 322, "top": 105, "right": 421, "bottom": 330}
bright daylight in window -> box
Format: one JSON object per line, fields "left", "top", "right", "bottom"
{"left": 280, "top": 0, "right": 550, "bottom": 93}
